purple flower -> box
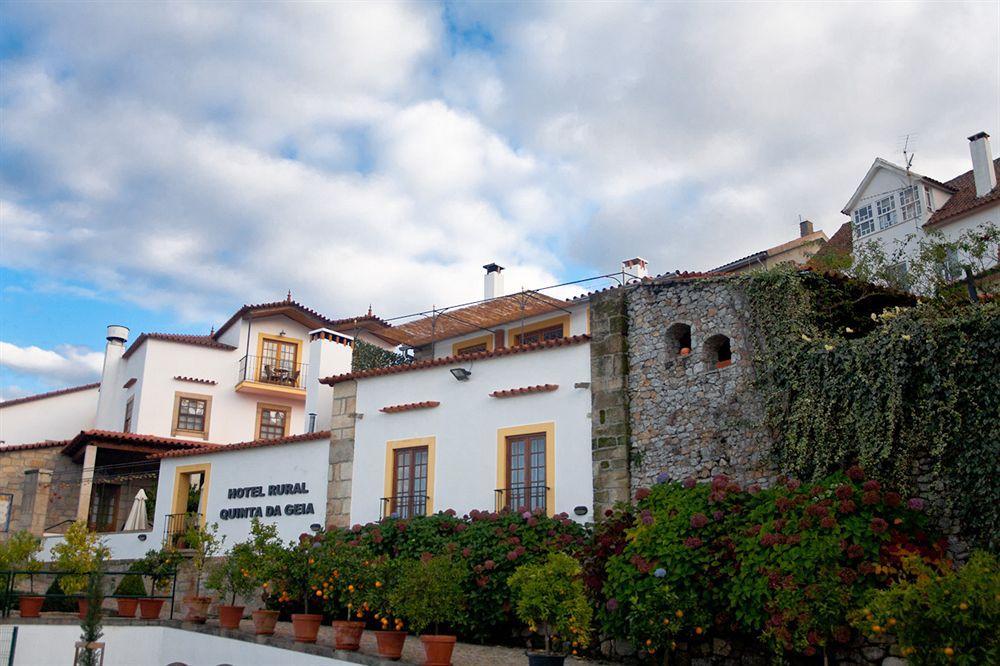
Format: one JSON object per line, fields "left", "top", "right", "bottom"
{"left": 522, "top": 511, "right": 532, "bottom": 520}
{"left": 689, "top": 513, "right": 709, "bottom": 529}
{"left": 605, "top": 598, "right": 619, "bottom": 611}
{"left": 656, "top": 471, "right": 670, "bottom": 484}
{"left": 653, "top": 568, "right": 666, "bottom": 578}
{"left": 907, "top": 498, "right": 925, "bottom": 511}
{"left": 640, "top": 510, "right": 654, "bottom": 526}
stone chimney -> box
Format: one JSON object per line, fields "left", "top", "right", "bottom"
{"left": 968, "top": 132, "right": 997, "bottom": 198}
{"left": 799, "top": 219, "right": 814, "bottom": 237}
{"left": 95, "top": 324, "right": 129, "bottom": 430}
{"left": 622, "top": 257, "right": 649, "bottom": 279}
{"left": 483, "top": 263, "right": 505, "bottom": 300}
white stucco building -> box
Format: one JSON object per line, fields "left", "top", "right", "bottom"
{"left": 842, "top": 131, "right": 999, "bottom": 277}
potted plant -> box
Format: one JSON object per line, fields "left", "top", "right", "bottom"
{"left": 389, "top": 555, "right": 466, "bottom": 666}
{"left": 509, "top": 553, "right": 593, "bottom": 665}
{"left": 49, "top": 521, "right": 110, "bottom": 619}
{"left": 182, "top": 521, "right": 222, "bottom": 623}
{"left": 205, "top": 542, "right": 256, "bottom": 630}
{"left": 275, "top": 533, "right": 324, "bottom": 643}
{"left": 365, "top": 556, "right": 407, "bottom": 660}
{"left": 244, "top": 519, "right": 284, "bottom": 635}
{"left": 315, "top": 541, "right": 373, "bottom": 651}
{"left": 137, "top": 546, "right": 182, "bottom": 619}
{"left": 0, "top": 531, "right": 44, "bottom": 617}
{"left": 113, "top": 566, "right": 146, "bottom": 618}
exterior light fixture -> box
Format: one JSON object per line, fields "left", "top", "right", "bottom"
{"left": 310, "top": 523, "right": 322, "bottom": 532}
{"left": 573, "top": 506, "right": 588, "bottom": 516}
{"left": 450, "top": 368, "right": 472, "bottom": 382}
{"left": 137, "top": 534, "right": 147, "bottom": 541}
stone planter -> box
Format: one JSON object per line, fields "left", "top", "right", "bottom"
{"left": 374, "top": 630, "right": 407, "bottom": 660}
{"left": 18, "top": 596, "right": 44, "bottom": 618}
{"left": 138, "top": 598, "right": 165, "bottom": 619}
{"left": 183, "top": 595, "right": 212, "bottom": 623}
{"left": 115, "top": 598, "right": 139, "bottom": 618}
{"left": 218, "top": 604, "right": 244, "bottom": 629}
{"left": 332, "top": 620, "right": 365, "bottom": 651}
{"left": 421, "top": 634, "right": 457, "bottom": 666}
{"left": 252, "top": 609, "right": 280, "bottom": 635}
{"left": 291, "top": 613, "right": 323, "bottom": 643}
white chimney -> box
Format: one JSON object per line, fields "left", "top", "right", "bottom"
{"left": 483, "top": 263, "right": 505, "bottom": 300}
{"left": 622, "top": 257, "right": 649, "bottom": 280}
{"left": 304, "top": 329, "right": 355, "bottom": 433}
{"left": 968, "top": 132, "right": 997, "bottom": 198}
{"left": 95, "top": 324, "right": 129, "bottom": 430}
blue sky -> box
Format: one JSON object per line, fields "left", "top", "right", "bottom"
{"left": 1, "top": 1, "right": 998, "bottom": 399}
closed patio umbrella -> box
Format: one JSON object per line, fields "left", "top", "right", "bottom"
{"left": 122, "top": 489, "right": 149, "bottom": 531}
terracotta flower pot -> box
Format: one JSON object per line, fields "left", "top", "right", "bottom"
{"left": 183, "top": 595, "right": 212, "bottom": 623}
{"left": 138, "top": 598, "right": 165, "bottom": 619}
{"left": 375, "top": 630, "right": 407, "bottom": 660}
{"left": 18, "top": 596, "right": 44, "bottom": 618}
{"left": 77, "top": 599, "right": 89, "bottom": 620}
{"left": 116, "top": 598, "right": 139, "bottom": 618}
{"left": 680, "top": 347, "right": 691, "bottom": 356}
{"left": 291, "top": 613, "right": 323, "bottom": 643}
{"left": 332, "top": 620, "right": 365, "bottom": 651}
{"left": 218, "top": 604, "right": 244, "bottom": 629}
{"left": 252, "top": 609, "right": 280, "bottom": 635}
{"left": 421, "top": 634, "right": 457, "bottom": 666}
{"left": 716, "top": 359, "right": 732, "bottom": 369}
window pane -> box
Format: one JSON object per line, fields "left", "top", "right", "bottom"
{"left": 177, "top": 398, "right": 206, "bottom": 431}
{"left": 392, "top": 446, "right": 428, "bottom": 518}
{"left": 258, "top": 408, "right": 287, "bottom": 439}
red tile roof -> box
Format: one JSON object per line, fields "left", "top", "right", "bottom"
{"left": 0, "top": 383, "right": 100, "bottom": 409}
{"left": 123, "top": 333, "right": 237, "bottom": 359}
{"left": 0, "top": 439, "right": 71, "bottom": 453}
{"left": 320, "top": 334, "right": 592, "bottom": 385}
{"left": 212, "top": 299, "right": 392, "bottom": 341}
{"left": 384, "top": 292, "right": 571, "bottom": 347}
{"left": 153, "top": 431, "right": 330, "bottom": 459}
{"left": 490, "top": 384, "right": 559, "bottom": 398}
{"left": 806, "top": 221, "right": 853, "bottom": 269}
{"left": 62, "top": 429, "right": 220, "bottom": 459}
{"left": 379, "top": 401, "right": 440, "bottom": 413}
{"left": 925, "top": 157, "right": 1000, "bottom": 227}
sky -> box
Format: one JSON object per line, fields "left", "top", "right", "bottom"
{"left": 1, "top": 1, "right": 998, "bottom": 399}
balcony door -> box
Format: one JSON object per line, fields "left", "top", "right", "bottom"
{"left": 506, "top": 433, "right": 547, "bottom": 512}
{"left": 88, "top": 483, "right": 121, "bottom": 532}
{"left": 259, "top": 337, "right": 297, "bottom": 383}
{"left": 391, "top": 446, "right": 428, "bottom": 519}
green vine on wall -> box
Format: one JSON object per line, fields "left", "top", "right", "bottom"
{"left": 738, "top": 268, "right": 1000, "bottom": 551}
{"left": 351, "top": 339, "right": 411, "bottom": 372}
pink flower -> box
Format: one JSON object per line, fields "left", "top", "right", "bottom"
{"left": 820, "top": 516, "right": 837, "bottom": 529}
{"left": 862, "top": 480, "right": 881, "bottom": 492}
{"left": 786, "top": 479, "right": 801, "bottom": 491}
{"left": 861, "top": 491, "right": 880, "bottom": 506}
{"left": 884, "top": 492, "right": 902, "bottom": 507}
{"left": 712, "top": 510, "right": 724, "bottom": 521}
{"left": 835, "top": 485, "right": 854, "bottom": 500}
{"left": 847, "top": 465, "right": 865, "bottom": 481}
{"left": 846, "top": 544, "right": 864, "bottom": 559}
{"left": 870, "top": 517, "right": 888, "bottom": 534}
{"left": 605, "top": 598, "right": 619, "bottom": 611}
{"left": 683, "top": 536, "right": 704, "bottom": 548}
{"left": 640, "top": 510, "right": 654, "bottom": 526}
{"left": 462, "top": 547, "right": 472, "bottom": 558}
{"left": 689, "top": 513, "right": 709, "bottom": 529}
{"left": 838, "top": 500, "right": 857, "bottom": 514}
{"left": 506, "top": 550, "right": 518, "bottom": 561}
{"left": 635, "top": 487, "right": 651, "bottom": 501}
{"left": 682, "top": 477, "right": 697, "bottom": 489}
{"left": 508, "top": 523, "right": 519, "bottom": 533}
{"left": 483, "top": 560, "right": 495, "bottom": 570}
{"left": 907, "top": 497, "right": 925, "bottom": 511}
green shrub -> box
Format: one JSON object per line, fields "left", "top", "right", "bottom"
{"left": 41, "top": 577, "right": 77, "bottom": 612}
{"left": 184, "top": 521, "right": 223, "bottom": 597}
{"left": 852, "top": 551, "right": 1000, "bottom": 665}
{"left": 389, "top": 555, "right": 466, "bottom": 635}
{"left": 509, "top": 553, "right": 592, "bottom": 654}
{"left": 205, "top": 542, "right": 256, "bottom": 606}
{"left": 137, "top": 547, "right": 183, "bottom": 594}
{"left": 114, "top": 572, "right": 146, "bottom": 597}
{"left": 0, "top": 530, "right": 44, "bottom": 594}
{"left": 50, "top": 522, "right": 110, "bottom": 596}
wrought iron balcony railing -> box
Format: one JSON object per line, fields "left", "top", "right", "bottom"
{"left": 238, "top": 355, "right": 307, "bottom": 389}
{"left": 495, "top": 484, "right": 549, "bottom": 513}
{"left": 380, "top": 494, "right": 429, "bottom": 520}
{"left": 163, "top": 512, "right": 202, "bottom": 547}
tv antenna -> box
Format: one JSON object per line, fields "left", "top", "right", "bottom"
{"left": 902, "top": 134, "right": 915, "bottom": 173}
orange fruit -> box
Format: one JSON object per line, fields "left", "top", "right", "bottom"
{"left": 694, "top": 627, "right": 703, "bottom": 635}
{"left": 675, "top": 610, "right": 684, "bottom": 618}
{"left": 943, "top": 647, "right": 954, "bottom": 657}
{"left": 871, "top": 625, "right": 881, "bottom": 633}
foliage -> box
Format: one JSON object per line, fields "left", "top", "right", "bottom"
{"left": 0, "top": 530, "right": 44, "bottom": 593}
{"left": 77, "top": 565, "right": 105, "bottom": 666}
{"left": 852, "top": 551, "right": 1000, "bottom": 665}
{"left": 352, "top": 339, "right": 412, "bottom": 372}
{"left": 137, "top": 546, "right": 183, "bottom": 593}
{"left": 205, "top": 542, "right": 256, "bottom": 606}
{"left": 240, "top": 518, "right": 286, "bottom": 603}
{"left": 601, "top": 470, "right": 945, "bottom": 658}
{"left": 50, "top": 522, "right": 110, "bottom": 596}
{"left": 184, "top": 521, "right": 223, "bottom": 596}
{"left": 310, "top": 538, "right": 376, "bottom": 620}
{"left": 271, "top": 531, "right": 323, "bottom": 614}
{"left": 41, "top": 576, "right": 78, "bottom": 612}
{"left": 114, "top": 572, "right": 146, "bottom": 597}
{"left": 739, "top": 268, "right": 1000, "bottom": 549}
{"left": 388, "top": 555, "right": 466, "bottom": 635}
{"left": 508, "top": 553, "right": 592, "bottom": 654}
{"left": 363, "top": 555, "right": 406, "bottom": 633}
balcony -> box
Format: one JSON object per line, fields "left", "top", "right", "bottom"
{"left": 235, "top": 354, "right": 307, "bottom": 399}
{"left": 495, "top": 484, "right": 549, "bottom": 514}
{"left": 163, "top": 512, "right": 203, "bottom": 548}
{"left": 380, "top": 494, "right": 429, "bottom": 520}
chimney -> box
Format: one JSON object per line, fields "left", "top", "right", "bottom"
{"left": 305, "top": 329, "right": 355, "bottom": 433}
{"left": 968, "top": 132, "right": 997, "bottom": 198}
{"left": 622, "top": 257, "right": 649, "bottom": 280}
{"left": 799, "top": 219, "right": 814, "bottom": 237}
{"left": 483, "top": 263, "right": 504, "bottom": 300}
{"left": 95, "top": 324, "right": 129, "bottom": 429}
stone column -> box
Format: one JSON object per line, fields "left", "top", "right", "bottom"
{"left": 326, "top": 380, "right": 357, "bottom": 528}
{"left": 21, "top": 469, "right": 53, "bottom": 535}
{"left": 76, "top": 444, "right": 98, "bottom": 523}
{"left": 590, "top": 289, "right": 633, "bottom": 518}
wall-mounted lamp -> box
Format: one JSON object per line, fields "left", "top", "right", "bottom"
{"left": 310, "top": 523, "right": 322, "bottom": 532}
{"left": 573, "top": 506, "right": 588, "bottom": 516}
{"left": 137, "top": 534, "right": 147, "bottom": 541}
{"left": 450, "top": 368, "right": 472, "bottom": 382}
{"left": 279, "top": 330, "right": 287, "bottom": 336}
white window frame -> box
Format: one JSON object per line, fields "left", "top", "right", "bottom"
{"left": 923, "top": 185, "right": 935, "bottom": 212}
{"left": 876, "top": 195, "right": 898, "bottom": 230}
{"left": 899, "top": 185, "right": 922, "bottom": 222}
{"left": 853, "top": 204, "right": 875, "bottom": 237}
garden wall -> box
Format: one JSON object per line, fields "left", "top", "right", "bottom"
{"left": 0, "top": 444, "right": 80, "bottom": 536}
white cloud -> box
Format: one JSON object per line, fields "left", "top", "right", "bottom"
{"left": 0, "top": 341, "right": 103, "bottom": 386}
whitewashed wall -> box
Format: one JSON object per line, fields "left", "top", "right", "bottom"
{"left": 40, "top": 531, "right": 153, "bottom": 563}
{"left": 350, "top": 341, "right": 593, "bottom": 524}
{"left": 0, "top": 387, "right": 98, "bottom": 446}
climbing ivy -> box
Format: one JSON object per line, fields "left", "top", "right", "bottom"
{"left": 351, "top": 339, "right": 411, "bottom": 372}
{"left": 738, "top": 268, "right": 1000, "bottom": 550}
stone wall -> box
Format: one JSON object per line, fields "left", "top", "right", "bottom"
{"left": 0, "top": 445, "right": 81, "bottom": 536}
{"left": 326, "top": 380, "right": 358, "bottom": 529}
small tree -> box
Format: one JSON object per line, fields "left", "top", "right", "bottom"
{"left": 312, "top": 540, "right": 375, "bottom": 621}
{"left": 76, "top": 560, "right": 106, "bottom": 666}
{"left": 205, "top": 542, "right": 256, "bottom": 606}
{"left": 184, "top": 521, "right": 223, "bottom": 597}
{"left": 51, "top": 522, "right": 110, "bottom": 596}
{"left": 273, "top": 533, "right": 322, "bottom": 614}
{"left": 364, "top": 555, "right": 405, "bottom": 632}
{"left": 509, "top": 553, "right": 592, "bottom": 654}
{"left": 0, "top": 531, "right": 44, "bottom": 595}
{"left": 138, "top": 546, "right": 183, "bottom": 595}
{"left": 242, "top": 519, "right": 285, "bottom": 604}
{"left": 388, "top": 555, "right": 466, "bottom": 636}
{"left": 114, "top": 568, "right": 147, "bottom": 598}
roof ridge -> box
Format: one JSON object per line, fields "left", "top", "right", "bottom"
{"left": 0, "top": 383, "right": 100, "bottom": 409}
{"left": 153, "top": 430, "right": 331, "bottom": 458}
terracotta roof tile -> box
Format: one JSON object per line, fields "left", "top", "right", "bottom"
{"left": 925, "top": 157, "right": 1000, "bottom": 227}
{"left": 490, "top": 384, "right": 559, "bottom": 398}
{"left": 122, "top": 333, "right": 237, "bottom": 359}
{"left": 0, "top": 383, "right": 100, "bottom": 409}
{"left": 321, "top": 334, "right": 591, "bottom": 384}
{"left": 173, "top": 376, "right": 218, "bottom": 385}
{"left": 153, "top": 431, "right": 330, "bottom": 459}
{"left": 62, "top": 429, "right": 222, "bottom": 459}
{"left": 807, "top": 222, "right": 854, "bottom": 269}
{"left": 379, "top": 401, "right": 440, "bottom": 413}
{"left": 212, "top": 299, "right": 391, "bottom": 341}
{"left": 0, "top": 439, "right": 71, "bottom": 453}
